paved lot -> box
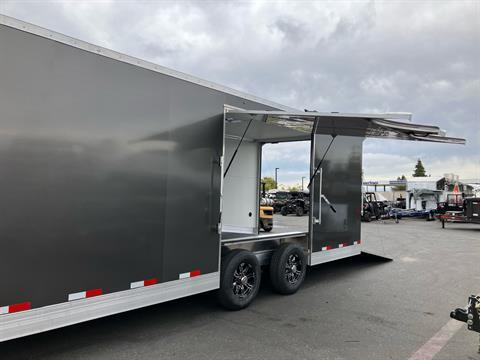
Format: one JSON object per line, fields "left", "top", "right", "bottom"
{"left": 1, "top": 216, "right": 479, "bottom": 360}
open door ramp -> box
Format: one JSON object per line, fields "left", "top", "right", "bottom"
{"left": 360, "top": 251, "right": 393, "bottom": 262}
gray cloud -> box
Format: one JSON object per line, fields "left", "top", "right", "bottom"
{"left": 2, "top": 0, "right": 479, "bottom": 181}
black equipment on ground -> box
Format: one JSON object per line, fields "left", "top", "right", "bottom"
{"left": 450, "top": 295, "right": 480, "bottom": 353}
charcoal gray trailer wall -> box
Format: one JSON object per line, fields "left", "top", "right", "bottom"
{"left": 0, "top": 18, "right": 285, "bottom": 315}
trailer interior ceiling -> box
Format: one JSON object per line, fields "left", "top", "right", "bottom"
{"left": 225, "top": 110, "right": 466, "bottom": 143}
{"left": 221, "top": 108, "right": 465, "bottom": 237}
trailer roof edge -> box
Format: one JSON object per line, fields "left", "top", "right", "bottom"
{"left": 0, "top": 13, "right": 298, "bottom": 113}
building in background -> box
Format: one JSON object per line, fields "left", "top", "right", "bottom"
{"left": 406, "top": 174, "right": 474, "bottom": 210}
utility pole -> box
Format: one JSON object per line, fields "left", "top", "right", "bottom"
{"left": 275, "top": 168, "right": 279, "bottom": 189}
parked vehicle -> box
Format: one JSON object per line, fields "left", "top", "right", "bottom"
{"left": 280, "top": 191, "right": 310, "bottom": 216}
{"left": 439, "top": 197, "right": 480, "bottom": 227}
{"left": 259, "top": 206, "right": 274, "bottom": 232}
{"left": 389, "top": 208, "right": 436, "bottom": 221}
{"left": 361, "top": 192, "right": 389, "bottom": 221}
{"left": 272, "top": 191, "right": 290, "bottom": 213}
{"left": 437, "top": 193, "right": 466, "bottom": 214}
{"left": 0, "top": 15, "right": 465, "bottom": 342}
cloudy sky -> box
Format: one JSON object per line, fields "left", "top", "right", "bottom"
{"left": 2, "top": 0, "right": 479, "bottom": 185}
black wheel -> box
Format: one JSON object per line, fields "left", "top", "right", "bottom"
{"left": 218, "top": 249, "right": 261, "bottom": 310}
{"left": 363, "top": 211, "right": 372, "bottom": 222}
{"left": 295, "top": 206, "right": 304, "bottom": 216}
{"left": 281, "top": 206, "right": 288, "bottom": 216}
{"left": 270, "top": 243, "right": 306, "bottom": 295}
{"left": 263, "top": 225, "right": 273, "bottom": 232}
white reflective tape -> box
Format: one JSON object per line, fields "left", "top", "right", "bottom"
{"left": 179, "top": 272, "right": 190, "bottom": 279}
{"left": 0, "top": 306, "right": 9, "bottom": 315}
{"left": 321, "top": 246, "right": 328, "bottom": 251}
{"left": 354, "top": 241, "right": 359, "bottom": 245}
{"left": 130, "top": 281, "right": 144, "bottom": 289}
{"left": 339, "top": 244, "right": 344, "bottom": 248}
{"left": 68, "top": 291, "right": 86, "bottom": 301}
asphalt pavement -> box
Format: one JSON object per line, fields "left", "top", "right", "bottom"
{"left": 1, "top": 216, "right": 479, "bottom": 360}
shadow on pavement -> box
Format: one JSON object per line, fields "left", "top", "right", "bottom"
{"left": 0, "top": 253, "right": 394, "bottom": 359}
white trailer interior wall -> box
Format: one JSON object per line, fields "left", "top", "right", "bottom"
{"left": 222, "top": 138, "right": 260, "bottom": 234}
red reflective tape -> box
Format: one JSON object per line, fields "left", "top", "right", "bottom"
{"left": 190, "top": 269, "right": 201, "bottom": 277}
{"left": 85, "top": 288, "right": 102, "bottom": 298}
{"left": 144, "top": 278, "right": 157, "bottom": 286}
{"left": 325, "top": 245, "right": 332, "bottom": 250}
{"left": 9, "top": 301, "right": 31, "bottom": 313}
{"left": 341, "top": 243, "right": 348, "bottom": 248}
{"left": 358, "top": 239, "right": 362, "bottom": 244}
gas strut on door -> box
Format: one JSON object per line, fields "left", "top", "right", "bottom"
{"left": 308, "top": 133, "right": 337, "bottom": 213}
{"left": 224, "top": 118, "right": 253, "bottom": 178}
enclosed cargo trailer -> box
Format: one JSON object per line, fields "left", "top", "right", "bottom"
{"left": 0, "top": 15, "right": 465, "bottom": 341}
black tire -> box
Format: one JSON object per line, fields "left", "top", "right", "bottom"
{"left": 363, "top": 211, "right": 372, "bottom": 222}
{"left": 295, "top": 206, "right": 304, "bottom": 216}
{"left": 270, "top": 243, "right": 307, "bottom": 295}
{"left": 262, "top": 225, "right": 273, "bottom": 232}
{"left": 218, "top": 249, "right": 261, "bottom": 310}
{"left": 281, "top": 206, "right": 288, "bottom": 216}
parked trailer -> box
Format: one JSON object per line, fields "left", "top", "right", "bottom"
{"left": 0, "top": 15, "right": 466, "bottom": 341}
{"left": 439, "top": 198, "right": 480, "bottom": 228}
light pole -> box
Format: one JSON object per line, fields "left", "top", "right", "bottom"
{"left": 302, "top": 176, "right": 306, "bottom": 191}
{"left": 275, "top": 167, "right": 279, "bottom": 189}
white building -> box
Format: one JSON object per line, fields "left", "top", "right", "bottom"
{"left": 406, "top": 174, "right": 473, "bottom": 210}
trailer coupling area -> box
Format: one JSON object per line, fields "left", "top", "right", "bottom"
{"left": 450, "top": 294, "right": 480, "bottom": 353}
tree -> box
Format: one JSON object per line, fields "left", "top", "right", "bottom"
{"left": 392, "top": 175, "right": 406, "bottom": 191}
{"left": 261, "top": 176, "right": 276, "bottom": 191}
{"left": 412, "top": 159, "right": 427, "bottom": 177}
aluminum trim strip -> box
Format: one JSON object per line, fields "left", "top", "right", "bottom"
{"left": 0, "top": 272, "right": 219, "bottom": 342}
{"left": 409, "top": 134, "right": 466, "bottom": 144}
{"left": 371, "top": 118, "right": 440, "bottom": 134}
{"left": 221, "top": 231, "right": 308, "bottom": 244}
{"left": 309, "top": 245, "right": 362, "bottom": 266}
{"left": 226, "top": 109, "right": 412, "bottom": 120}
